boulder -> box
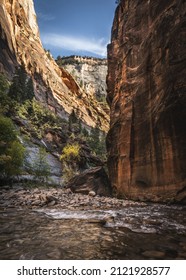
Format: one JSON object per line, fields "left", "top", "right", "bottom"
{"left": 66, "top": 167, "right": 112, "bottom": 196}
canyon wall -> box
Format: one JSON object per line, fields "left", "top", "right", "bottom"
{"left": 107, "top": 0, "right": 186, "bottom": 202}
{"left": 61, "top": 56, "right": 107, "bottom": 100}
{"left": 0, "top": 0, "right": 109, "bottom": 131}
{"left": 57, "top": 56, "right": 109, "bottom": 115}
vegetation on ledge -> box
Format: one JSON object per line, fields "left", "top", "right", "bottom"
{"left": 0, "top": 67, "right": 107, "bottom": 185}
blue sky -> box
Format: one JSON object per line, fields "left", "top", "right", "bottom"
{"left": 33, "top": 0, "right": 116, "bottom": 58}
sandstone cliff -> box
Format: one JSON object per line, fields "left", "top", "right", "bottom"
{"left": 0, "top": 0, "right": 109, "bottom": 131}
{"left": 59, "top": 56, "right": 107, "bottom": 99}
{"left": 56, "top": 56, "right": 109, "bottom": 115}
{"left": 107, "top": 0, "right": 186, "bottom": 202}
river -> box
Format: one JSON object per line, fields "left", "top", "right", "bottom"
{"left": 0, "top": 203, "right": 186, "bottom": 259}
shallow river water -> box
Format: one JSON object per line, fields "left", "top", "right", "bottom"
{"left": 0, "top": 203, "right": 186, "bottom": 259}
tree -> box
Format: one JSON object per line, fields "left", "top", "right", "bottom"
{"left": 8, "top": 65, "right": 34, "bottom": 103}
{"left": 0, "top": 73, "right": 10, "bottom": 114}
{"left": 88, "top": 125, "right": 100, "bottom": 151}
{"left": 0, "top": 115, "right": 16, "bottom": 144}
{"left": 68, "top": 110, "right": 78, "bottom": 131}
{"left": 26, "top": 76, "right": 34, "bottom": 100}
{"left": 0, "top": 73, "right": 9, "bottom": 93}
{"left": 4, "top": 141, "right": 25, "bottom": 177}
{"left": 32, "top": 147, "right": 50, "bottom": 183}
{"left": 0, "top": 115, "right": 25, "bottom": 180}
{"left": 87, "top": 125, "right": 107, "bottom": 159}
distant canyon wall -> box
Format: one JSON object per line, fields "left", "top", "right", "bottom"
{"left": 61, "top": 56, "right": 107, "bottom": 100}
{"left": 107, "top": 0, "right": 186, "bottom": 202}
{"left": 59, "top": 56, "right": 109, "bottom": 116}
{"left": 0, "top": 0, "right": 109, "bottom": 131}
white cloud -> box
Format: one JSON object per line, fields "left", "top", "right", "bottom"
{"left": 41, "top": 33, "right": 107, "bottom": 57}
{"left": 37, "top": 12, "right": 55, "bottom": 21}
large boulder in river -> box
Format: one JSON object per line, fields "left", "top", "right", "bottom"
{"left": 66, "top": 167, "right": 112, "bottom": 196}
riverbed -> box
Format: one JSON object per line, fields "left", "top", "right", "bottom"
{"left": 0, "top": 186, "right": 186, "bottom": 260}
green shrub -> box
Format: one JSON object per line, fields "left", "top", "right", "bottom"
{"left": 60, "top": 143, "right": 80, "bottom": 183}
{"left": 17, "top": 99, "right": 61, "bottom": 139}
{"left": 5, "top": 141, "right": 25, "bottom": 176}
{"left": 0, "top": 115, "right": 17, "bottom": 144}
{"left": 0, "top": 115, "right": 25, "bottom": 179}
{"left": 0, "top": 73, "right": 9, "bottom": 92}
{"left": 60, "top": 143, "right": 80, "bottom": 162}
{"left": 0, "top": 73, "right": 11, "bottom": 114}
{"left": 87, "top": 126, "right": 106, "bottom": 159}
{"left": 61, "top": 162, "right": 78, "bottom": 183}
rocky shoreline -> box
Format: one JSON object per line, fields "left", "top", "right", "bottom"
{"left": 0, "top": 184, "right": 146, "bottom": 210}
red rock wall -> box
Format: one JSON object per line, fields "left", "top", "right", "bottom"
{"left": 107, "top": 0, "right": 186, "bottom": 202}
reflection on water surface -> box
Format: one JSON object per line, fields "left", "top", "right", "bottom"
{"left": 0, "top": 203, "right": 186, "bottom": 259}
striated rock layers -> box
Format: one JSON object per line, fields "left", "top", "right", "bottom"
{"left": 57, "top": 56, "right": 109, "bottom": 116}
{"left": 107, "top": 0, "right": 186, "bottom": 202}
{"left": 0, "top": 0, "right": 109, "bottom": 131}
{"left": 61, "top": 56, "right": 107, "bottom": 100}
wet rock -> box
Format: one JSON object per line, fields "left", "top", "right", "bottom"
{"left": 142, "top": 250, "right": 165, "bottom": 259}
{"left": 66, "top": 167, "right": 112, "bottom": 196}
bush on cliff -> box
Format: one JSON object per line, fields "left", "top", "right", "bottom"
{"left": 60, "top": 143, "right": 80, "bottom": 182}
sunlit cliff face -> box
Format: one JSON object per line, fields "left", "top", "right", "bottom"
{"left": 0, "top": 0, "right": 109, "bottom": 131}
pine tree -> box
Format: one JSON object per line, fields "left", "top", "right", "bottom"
{"left": 8, "top": 65, "right": 34, "bottom": 103}
{"left": 0, "top": 73, "right": 10, "bottom": 114}
{"left": 25, "top": 77, "right": 34, "bottom": 100}
{"left": 68, "top": 110, "right": 78, "bottom": 131}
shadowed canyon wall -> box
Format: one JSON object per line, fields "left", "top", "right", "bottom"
{"left": 107, "top": 0, "right": 186, "bottom": 202}
{"left": 0, "top": 0, "right": 109, "bottom": 131}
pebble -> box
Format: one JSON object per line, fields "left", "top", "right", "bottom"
{"left": 89, "top": 191, "right": 96, "bottom": 197}
{"left": 31, "top": 200, "right": 41, "bottom": 206}
{"left": 47, "top": 201, "right": 56, "bottom": 207}
{"left": 0, "top": 184, "right": 146, "bottom": 211}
